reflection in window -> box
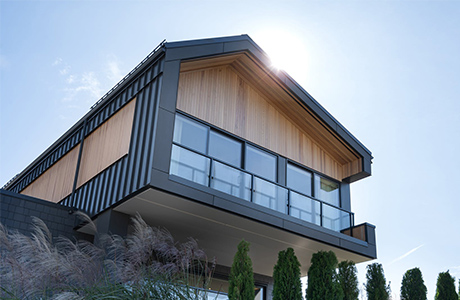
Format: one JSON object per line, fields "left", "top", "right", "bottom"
{"left": 170, "top": 145, "right": 210, "bottom": 186}
{"left": 322, "top": 204, "right": 350, "bottom": 231}
{"left": 209, "top": 131, "right": 242, "bottom": 168}
{"left": 246, "top": 145, "right": 277, "bottom": 182}
{"left": 289, "top": 191, "right": 320, "bottom": 226}
{"left": 253, "top": 177, "right": 287, "bottom": 214}
{"left": 314, "top": 174, "right": 339, "bottom": 207}
{"left": 211, "top": 161, "right": 252, "bottom": 201}
{"left": 173, "top": 115, "right": 208, "bottom": 153}
{"left": 286, "top": 163, "right": 312, "bottom": 196}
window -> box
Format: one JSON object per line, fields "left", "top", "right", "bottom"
{"left": 289, "top": 191, "right": 320, "bottom": 225}
{"left": 286, "top": 163, "right": 312, "bottom": 196}
{"left": 245, "top": 145, "right": 277, "bottom": 182}
{"left": 211, "top": 161, "right": 251, "bottom": 201}
{"left": 170, "top": 113, "right": 350, "bottom": 233}
{"left": 173, "top": 114, "right": 208, "bottom": 153}
{"left": 314, "top": 174, "right": 340, "bottom": 207}
{"left": 170, "top": 145, "right": 210, "bottom": 186}
{"left": 253, "top": 177, "right": 287, "bottom": 214}
{"left": 209, "top": 131, "right": 242, "bottom": 168}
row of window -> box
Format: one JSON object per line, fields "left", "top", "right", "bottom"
{"left": 172, "top": 114, "right": 341, "bottom": 208}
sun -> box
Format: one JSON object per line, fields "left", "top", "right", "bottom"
{"left": 253, "top": 30, "right": 309, "bottom": 85}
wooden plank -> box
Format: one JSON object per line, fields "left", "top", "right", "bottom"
{"left": 77, "top": 98, "right": 136, "bottom": 187}
{"left": 20, "top": 144, "right": 80, "bottom": 203}
{"left": 177, "top": 65, "right": 351, "bottom": 181}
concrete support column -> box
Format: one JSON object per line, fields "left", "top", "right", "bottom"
{"left": 95, "top": 209, "right": 131, "bottom": 243}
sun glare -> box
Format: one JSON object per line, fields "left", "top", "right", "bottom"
{"left": 253, "top": 30, "right": 309, "bottom": 85}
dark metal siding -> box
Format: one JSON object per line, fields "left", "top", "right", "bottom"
{"left": 60, "top": 67, "right": 163, "bottom": 216}
{"left": 8, "top": 129, "right": 83, "bottom": 194}
{"left": 9, "top": 54, "right": 164, "bottom": 217}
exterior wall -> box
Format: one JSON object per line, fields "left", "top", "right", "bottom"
{"left": 19, "top": 98, "right": 137, "bottom": 203}
{"left": 61, "top": 57, "right": 164, "bottom": 216}
{"left": 176, "top": 63, "right": 360, "bottom": 182}
{"left": 0, "top": 189, "right": 90, "bottom": 240}
{"left": 76, "top": 98, "right": 136, "bottom": 187}
{"left": 7, "top": 50, "right": 165, "bottom": 217}
{"left": 20, "top": 144, "right": 80, "bottom": 202}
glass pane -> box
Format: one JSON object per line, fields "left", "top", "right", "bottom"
{"left": 209, "top": 131, "right": 242, "bottom": 167}
{"left": 170, "top": 145, "right": 210, "bottom": 186}
{"left": 286, "top": 163, "right": 312, "bottom": 196}
{"left": 322, "top": 204, "right": 351, "bottom": 232}
{"left": 173, "top": 114, "right": 208, "bottom": 153}
{"left": 314, "top": 174, "right": 340, "bottom": 207}
{"left": 289, "top": 191, "right": 320, "bottom": 226}
{"left": 253, "top": 177, "right": 287, "bottom": 214}
{"left": 211, "top": 161, "right": 252, "bottom": 201}
{"left": 245, "top": 145, "right": 277, "bottom": 182}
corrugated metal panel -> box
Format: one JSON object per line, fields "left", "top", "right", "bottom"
{"left": 9, "top": 128, "right": 83, "bottom": 193}
{"left": 8, "top": 55, "right": 164, "bottom": 210}
{"left": 60, "top": 65, "right": 164, "bottom": 216}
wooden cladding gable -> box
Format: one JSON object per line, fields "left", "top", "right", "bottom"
{"left": 77, "top": 98, "right": 136, "bottom": 187}
{"left": 20, "top": 144, "right": 80, "bottom": 203}
{"left": 177, "top": 55, "right": 362, "bottom": 181}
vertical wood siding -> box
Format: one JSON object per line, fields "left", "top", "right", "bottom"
{"left": 20, "top": 144, "right": 80, "bottom": 202}
{"left": 12, "top": 55, "right": 164, "bottom": 217}
{"left": 177, "top": 65, "right": 348, "bottom": 181}
{"left": 76, "top": 98, "right": 136, "bottom": 188}
{"left": 61, "top": 69, "right": 163, "bottom": 216}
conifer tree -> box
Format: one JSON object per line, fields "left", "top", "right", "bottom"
{"left": 338, "top": 260, "right": 359, "bottom": 300}
{"left": 306, "top": 250, "right": 343, "bottom": 300}
{"left": 365, "top": 263, "right": 390, "bottom": 300}
{"left": 272, "top": 247, "right": 302, "bottom": 300}
{"left": 228, "top": 240, "right": 255, "bottom": 300}
{"left": 435, "top": 271, "right": 458, "bottom": 300}
{"left": 400, "top": 267, "right": 427, "bottom": 300}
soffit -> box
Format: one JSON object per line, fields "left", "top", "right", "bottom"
{"left": 111, "top": 189, "right": 373, "bottom": 277}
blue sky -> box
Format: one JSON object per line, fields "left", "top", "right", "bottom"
{"left": 1, "top": 0, "right": 459, "bottom": 299}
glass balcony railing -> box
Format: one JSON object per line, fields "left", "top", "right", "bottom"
{"left": 170, "top": 144, "right": 354, "bottom": 233}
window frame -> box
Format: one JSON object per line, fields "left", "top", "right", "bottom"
{"left": 172, "top": 112, "right": 343, "bottom": 209}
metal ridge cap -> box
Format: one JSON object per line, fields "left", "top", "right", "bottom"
{"left": 164, "top": 34, "right": 251, "bottom": 48}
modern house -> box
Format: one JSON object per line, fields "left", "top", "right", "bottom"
{"left": 1, "top": 35, "right": 376, "bottom": 299}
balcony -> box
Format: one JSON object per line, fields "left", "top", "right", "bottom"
{"left": 170, "top": 144, "right": 355, "bottom": 235}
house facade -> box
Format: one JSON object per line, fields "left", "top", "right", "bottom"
{"left": 1, "top": 35, "right": 376, "bottom": 299}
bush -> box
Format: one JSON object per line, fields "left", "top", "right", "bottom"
{"left": 228, "top": 239, "right": 255, "bottom": 300}
{"left": 338, "top": 260, "right": 359, "bottom": 300}
{"left": 0, "top": 214, "right": 214, "bottom": 299}
{"left": 400, "top": 267, "right": 427, "bottom": 300}
{"left": 272, "top": 247, "right": 302, "bottom": 300}
{"left": 435, "top": 271, "right": 458, "bottom": 300}
{"left": 306, "top": 250, "right": 343, "bottom": 300}
{"left": 365, "top": 263, "right": 390, "bottom": 300}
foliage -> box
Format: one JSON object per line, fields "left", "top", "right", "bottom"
{"left": 306, "top": 250, "right": 343, "bottom": 300}
{"left": 0, "top": 214, "right": 214, "bottom": 299}
{"left": 228, "top": 239, "right": 255, "bottom": 300}
{"left": 365, "top": 263, "right": 390, "bottom": 300}
{"left": 400, "top": 267, "right": 427, "bottom": 300}
{"left": 338, "top": 260, "right": 359, "bottom": 300}
{"left": 272, "top": 247, "right": 302, "bottom": 300}
{"left": 435, "top": 271, "right": 458, "bottom": 300}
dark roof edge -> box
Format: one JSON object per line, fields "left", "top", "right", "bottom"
{"left": 164, "top": 34, "right": 372, "bottom": 158}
